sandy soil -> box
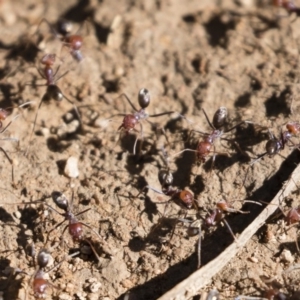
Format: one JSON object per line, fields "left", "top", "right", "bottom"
{"left": 0, "top": 0, "right": 300, "bottom": 299}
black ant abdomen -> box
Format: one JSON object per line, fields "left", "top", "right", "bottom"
{"left": 138, "top": 88, "right": 150, "bottom": 109}
{"left": 212, "top": 106, "right": 227, "bottom": 129}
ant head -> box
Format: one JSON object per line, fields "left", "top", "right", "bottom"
{"left": 158, "top": 170, "right": 174, "bottom": 187}
{"left": 37, "top": 249, "right": 51, "bottom": 268}
{"left": 266, "top": 139, "right": 280, "bottom": 156}
{"left": 45, "top": 85, "right": 63, "bottom": 102}
{"left": 51, "top": 191, "right": 69, "bottom": 211}
{"left": 138, "top": 88, "right": 150, "bottom": 109}
{"left": 57, "top": 19, "right": 73, "bottom": 36}
{"left": 212, "top": 107, "right": 227, "bottom": 129}
{"left": 41, "top": 54, "right": 56, "bottom": 66}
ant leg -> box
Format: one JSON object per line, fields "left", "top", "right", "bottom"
{"left": 82, "top": 239, "right": 101, "bottom": 262}
{"left": 45, "top": 220, "right": 67, "bottom": 244}
{"left": 197, "top": 224, "right": 201, "bottom": 269}
{"left": 25, "top": 98, "right": 45, "bottom": 156}
{"left": 74, "top": 208, "right": 91, "bottom": 217}
{"left": 63, "top": 94, "right": 82, "bottom": 125}
{"left": 115, "top": 93, "right": 139, "bottom": 112}
{"left": 169, "top": 149, "right": 198, "bottom": 160}
{"left": 225, "top": 120, "right": 251, "bottom": 133}
{"left": 202, "top": 108, "right": 215, "bottom": 130}
{"left": 222, "top": 218, "right": 237, "bottom": 241}
{"left": 36, "top": 18, "right": 59, "bottom": 39}
{"left": 0, "top": 147, "right": 14, "bottom": 183}
{"left": 54, "top": 69, "right": 69, "bottom": 82}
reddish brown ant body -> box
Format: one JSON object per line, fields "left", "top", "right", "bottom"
{"left": 26, "top": 53, "right": 81, "bottom": 154}
{"left": 37, "top": 18, "right": 84, "bottom": 62}
{"left": 172, "top": 107, "right": 249, "bottom": 167}
{"left": 115, "top": 88, "right": 183, "bottom": 155}
{"left": 179, "top": 199, "right": 254, "bottom": 268}
{"left": 137, "top": 148, "right": 197, "bottom": 209}
{"left": 46, "top": 191, "right": 111, "bottom": 260}
{"left": 28, "top": 248, "right": 78, "bottom": 299}
{"left": 251, "top": 121, "right": 300, "bottom": 165}
{"left": 272, "top": 0, "right": 300, "bottom": 16}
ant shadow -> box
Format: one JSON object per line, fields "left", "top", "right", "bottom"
{"left": 118, "top": 149, "right": 300, "bottom": 300}
{"left": 60, "top": 0, "right": 95, "bottom": 23}
{"left": 5, "top": 40, "right": 40, "bottom": 63}
{"left": 264, "top": 87, "right": 291, "bottom": 118}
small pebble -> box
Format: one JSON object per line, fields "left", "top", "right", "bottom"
{"left": 58, "top": 293, "right": 72, "bottom": 300}
{"left": 89, "top": 282, "right": 102, "bottom": 293}
{"left": 64, "top": 156, "right": 79, "bottom": 178}
{"left": 281, "top": 249, "right": 294, "bottom": 263}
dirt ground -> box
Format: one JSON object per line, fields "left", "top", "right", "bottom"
{"left": 1, "top": 0, "right": 300, "bottom": 299}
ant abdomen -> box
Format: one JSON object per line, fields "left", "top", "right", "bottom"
{"left": 158, "top": 170, "right": 174, "bottom": 187}
{"left": 212, "top": 107, "right": 227, "bottom": 129}
{"left": 45, "top": 85, "right": 64, "bottom": 102}
{"left": 266, "top": 139, "right": 281, "bottom": 156}
{"left": 57, "top": 19, "right": 73, "bottom": 36}
{"left": 37, "top": 249, "right": 51, "bottom": 268}
{"left": 51, "top": 191, "right": 69, "bottom": 211}
{"left": 138, "top": 88, "right": 150, "bottom": 109}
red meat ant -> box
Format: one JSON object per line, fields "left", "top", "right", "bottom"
{"left": 36, "top": 18, "right": 84, "bottom": 62}
{"left": 272, "top": 0, "right": 300, "bottom": 16}
{"left": 136, "top": 147, "right": 198, "bottom": 210}
{"left": 170, "top": 107, "right": 250, "bottom": 169}
{"left": 45, "top": 191, "right": 111, "bottom": 261}
{"left": 26, "top": 53, "right": 81, "bottom": 155}
{"left": 179, "top": 199, "right": 259, "bottom": 268}
{"left": 114, "top": 88, "right": 186, "bottom": 155}
{"left": 242, "top": 121, "right": 300, "bottom": 186}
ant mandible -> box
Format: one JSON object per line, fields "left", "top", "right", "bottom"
{"left": 36, "top": 18, "right": 84, "bottom": 62}
{"left": 116, "top": 88, "right": 184, "bottom": 155}
{"left": 26, "top": 53, "right": 81, "bottom": 155}
{"left": 171, "top": 107, "right": 250, "bottom": 168}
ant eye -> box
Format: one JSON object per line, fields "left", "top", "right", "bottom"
{"left": 57, "top": 19, "right": 73, "bottom": 36}
{"left": 212, "top": 107, "right": 227, "bottom": 129}
{"left": 52, "top": 191, "right": 69, "bottom": 211}
{"left": 138, "top": 88, "right": 150, "bottom": 108}
{"left": 37, "top": 249, "right": 51, "bottom": 268}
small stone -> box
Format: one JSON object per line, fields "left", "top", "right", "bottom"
{"left": 281, "top": 249, "right": 294, "bottom": 263}
{"left": 89, "top": 282, "right": 102, "bottom": 293}
{"left": 14, "top": 211, "right": 21, "bottom": 219}
{"left": 58, "top": 293, "right": 72, "bottom": 300}
{"left": 64, "top": 157, "right": 79, "bottom": 178}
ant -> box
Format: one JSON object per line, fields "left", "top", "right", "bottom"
{"left": 45, "top": 191, "right": 111, "bottom": 261}
{"left": 3, "top": 247, "right": 78, "bottom": 299}
{"left": 171, "top": 107, "right": 250, "bottom": 169}
{"left": 272, "top": 0, "right": 300, "bottom": 16}
{"left": 136, "top": 147, "right": 198, "bottom": 210}
{"left": 115, "top": 88, "right": 185, "bottom": 155}
{"left": 248, "top": 121, "right": 300, "bottom": 166}
{"left": 179, "top": 199, "right": 257, "bottom": 269}
{"left": 26, "top": 53, "right": 81, "bottom": 155}
{"left": 36, "top": 18, "right": 84, "bottom": 62}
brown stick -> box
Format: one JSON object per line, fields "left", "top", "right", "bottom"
{"left": 158, "top": 164, "right": 300, "bottom": 300}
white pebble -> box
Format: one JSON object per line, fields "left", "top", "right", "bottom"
{"left": 58, "top": 293, "right": 72, "bottom": 300}
{"left": 64, "top": 156, "right": 79, "bottom": 178}
{"left": 89, "top": 282, "right": 102, "bottom": 293}
{"left": 281, "top": 249, "right": 294, "bottom": 263}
